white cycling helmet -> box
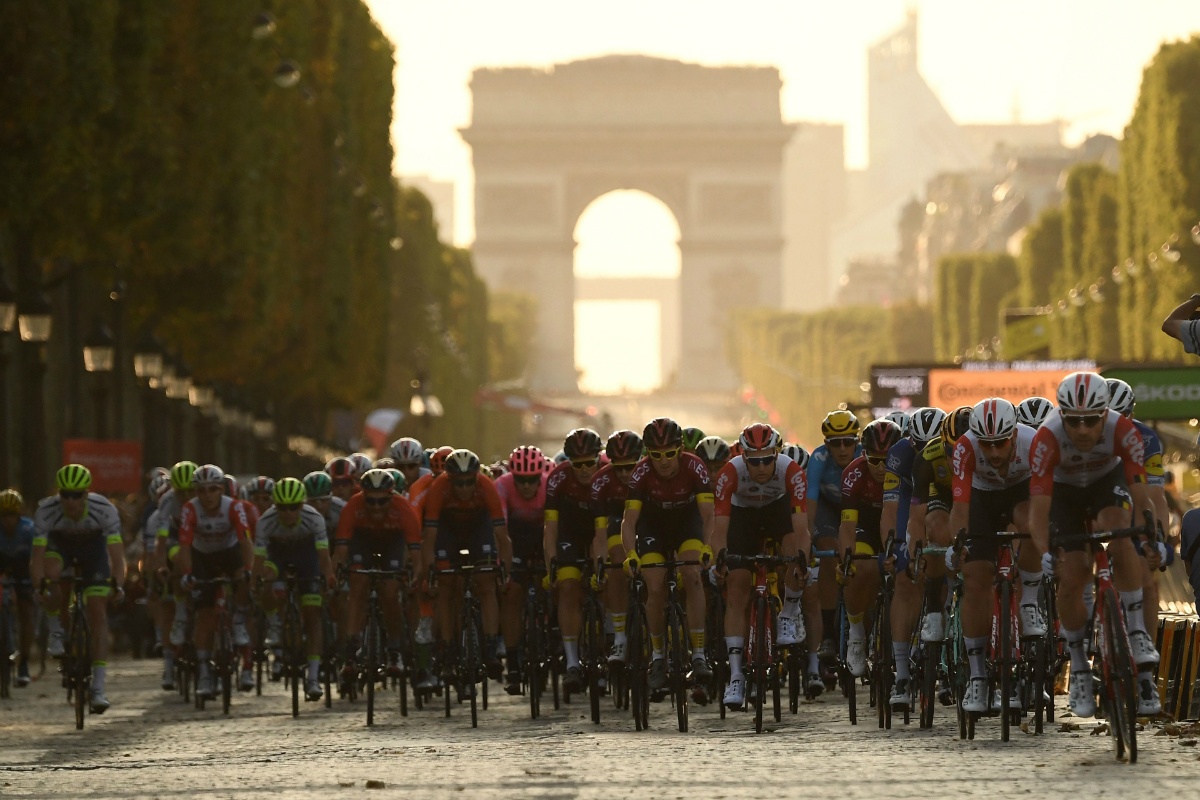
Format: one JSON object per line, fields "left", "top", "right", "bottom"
{"left": 348, "top": 453, "right": 374, "bottom": 476}
{"left": 1056, "top": 372, "right": 1110, "bottom": 415}
{"left": 389, "top": 436, "right": 424, "bottom": 465}
{"left": 1016, "top": 397, "right": 1054, "bottom": 428}
{"left": 781, "top": 443, "right": 809, "bottom": 470}
{"left": 908, "top": 407, "right": 947, "bottom": 447}
{"left": 1105, "top": 379, "right": 1136, "bottom": 418}
{"left": 883, "top": 410, "right": 911, "bottom": 437}
{"left": 969, "top": 398, "right": 1018, "bottom": 441}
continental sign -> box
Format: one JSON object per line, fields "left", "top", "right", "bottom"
{"left": 927, "top": 368, "right": 1075, "bottom": 410}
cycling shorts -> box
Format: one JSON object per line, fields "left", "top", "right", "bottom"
{"left": 192, "top": 543, "right": 244, "bottom": 609}
{"left": 634, "top": 505, "right": 704, "bottom": 561}
{"left": 347, "top": 531, "right": 406, "bottom": 572}
{"left": 813, "top": 498, "right": 841, "bottom": 541}
{"left": 434, "top": 508, "right": 497, "bottom": 567}
{"left": 45, "top": 534, "right": 111, "bottom": 592}
{"left": 926, "top": 484, "right": 952, "bottom": 516}
{"left": 508, "top": 519, "right": 545, "bottom": 564}
{"left": 1050, "top": 465, "right": 1133, "bottom": 554}
{"left": 854, "top": 525, "right": 884, "bottom": 556}
{"left": 964, "top": 480, "right": 1031, "bottom": 563}
{"left": 726, "top": 496, "right": 794, "bottom": 563}
{"left": 265, "top": 540, "right": 322, "bottom": 599}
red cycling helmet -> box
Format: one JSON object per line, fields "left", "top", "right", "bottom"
{"left": 245, "top": 476, "right": 276, "bottom": 496}
{"left": 643, "top": 417, "right": 683, "bottom": 450}
{"left": 861, "top": 419, "right": 903, "bottom": 457}
{"left": 325, "top": 457, "right": 359, "bottom": 482}
{"left": 729, "top": 441, "right": 744, "bottom": 458}
{"left": 509, "top": 445, "right": 546, "bottom": 477}
{"left": 739, "top": 423, "right": 777, "bottom": 453}
{"left": 563, "top": 428, "right": 603, "bottom": 460}
{"left": 429, "top": 446, "right": 454, "bottom": 476}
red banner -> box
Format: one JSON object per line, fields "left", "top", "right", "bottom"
{"left": 62, "top": 440, "right": 143, "bottom": 495}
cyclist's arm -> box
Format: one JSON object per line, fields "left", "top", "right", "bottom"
{"left": 698, "top": 496, "right": 715, "bottom": 546}
{"left": 1161, "top": 294, "right": 1200, "bottom": 340}
{"left": 621, "top": 502, "right": 641, "bottom": 556}
{"left": 790, "top": 508, "right": 810, "bottom": 559}
{"left": 542, "top": 512, "right": 558, "bottom": 575}
{"left": 494, "top": 523, "right": 512, "bottom": 573}
{"left": 838, "top": 506, "right": 858, "bottom": 556}
{"left": 711, "top": 513, "right": 730, "bottom": 557}
{"left": 946, "top": 438, "right": 974, "bottom": 546}
{"left": 29, "top": 522, "right": 47, "bottom": 586}
{"left": 107, "top": 541, "right": 126, "bottom": 587}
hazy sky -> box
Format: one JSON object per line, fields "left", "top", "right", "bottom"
{"left": 363, "top": 0, "right": 1200, "bottom": 392}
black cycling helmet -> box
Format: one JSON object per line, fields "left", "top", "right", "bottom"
{"left": 605, "top": 430, "right": 643, "bottom": 463}
{"left": 563, "top": 428, "right": 603, "bottom": 460}
{"left": 642, "top": 417, "right": 683, "bottom": 450}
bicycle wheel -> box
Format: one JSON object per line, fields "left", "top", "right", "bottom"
{"left": 1000, "top": 578, "right": 1012, "bottom": 742}
{"left": 753, "top": 599, "right": 766, "bottom": 733}
{"left": 788, "top": 646, "right": 801, "bottom": 714}
{"left": 526, "top": 598, "right": 542, "bottom": 719}
{"left": 1101, "top": 589, "right": 1137, "bottom": 763}
{"left": 628, "top": 601, "right": 649, "bottom": 731}
{"left": 0, "top": 605, "right": 12, "bottom": 699}
{"left": 71, "top": 612, "right": 89, "bottom": 730}
{"left": 220, "top": 629, "right": 233, "bottom": 716}
{"left": 667, "top": 606, "right": 688, "bottom": 733}
{"left": 921, "top": 640, "right": 938, "bottom": 729}
{"left": 365, "top": 613, "right": 378, "bottom": 726}
{"left": 585, "top": 605, "right": 602, "bottom": 725}
{"left": 874, "top": 594, "right": 892, "bottom": 730}
{"left": 464, "top": 612, "right": 480, "bottom": 728}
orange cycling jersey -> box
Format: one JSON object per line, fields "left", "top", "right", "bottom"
{"left": 335, "top": 492, "right": 422, "bottom": 546}
{"left": 407, "top": 473, "right": 436, "bottom": 519}
{"left": 422, "top": 472, "right": 506, "bottom": 530}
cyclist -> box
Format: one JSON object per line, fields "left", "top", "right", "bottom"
{"left": 621, "top": 417, "right": 715, "bottom": 691}
{"left": 408, "top": 446, "right": 454, "bottom": 512}
{"left": 1028, "top": 372, "right": 1159, "bottom": 716}
{"left": 348, "top": 453, "right": 374, "bottom": 478}
{"left": 496, "top": 445, "right": 547, "bottom": 694}
{"left": 695, "top": 436, "right": 731, "bottom": 479}
{"left": 390, "top": 437, "right": 430, "bottom": 496}
{"left": 544, "top": 429, "right": 605, "bottom": 691}
{"left": 151, "top": 460, "right": 198, "bottom": 687}
{"left": 884, "top": 409, "right": 912, "bottom": 436}
{"left": 31, "top": 465, "right": 125, "bottom": 713}
{"left": 178, "top": 464, "right": 255, "bottom": 698}
{"left": 1016, "top": 397, "right": 1054, "bottom": 429}
{"left": 244, "top": 477, "right": 276, "bottom": 517}
{"left": 334, "top": 469, "right": 421, "bottom": 681}
{"left": 682, "top": 427, "right": 706, "bottom": 454}
{"left": 1107, "top": 378, "right": 1173, "bottom": 639}
{"left": 0, "top": 489, "right": 35, "bottom": 686}
{"left": 326, "top": 457, "right": 360, "bottom": 502}
{"left": 711, "top": 423, "right": 809, "bottom": 709}
{"left": 421, "top": 451, "right": 512, "bottom": 685}
{"left": 807, "top": 410, "right": 863, "bottom": 669}
{"left": 254, "top": 477, "right": 331, "bottom": 702}
{"left": 591, "top": 430, "right": 644, "bottom": 669}
{"left": 948, "top": 399, "right": 1040, "bottom": 713}
{"left": 840, "top": 419, "right": 904, "bottom": 678}
{"left": 908, "top": 406, "right": 971, "bottom": 581}
{"left": 402, "top": 445, "right": 451, "bottom": 684}
{"left": 879, "top": 407, "right": 945, "bottom": 710}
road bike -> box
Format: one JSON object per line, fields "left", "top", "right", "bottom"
{"left": 907, "top": 542, "right": 950, "bottom": 729}
{"left": 192, "top": 576, "right": 241, "bottom": 715}
{"left": 625, "top": 561, "right": 651, "bottom": 731}
{"left": 433, "top": 551, "right": 504, "bottom": 728}
{"left": 0, "top": 576, "right": 16, "bottom": 698}
{"left": 352, "top": 563, "right": 410, "bottom": 726}
{"left": 637, "top": 557, "right": 704, "bottom": 733}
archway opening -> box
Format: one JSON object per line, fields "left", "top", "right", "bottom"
{"left": 573, "top": 190, "right": 681, "bottom": 395}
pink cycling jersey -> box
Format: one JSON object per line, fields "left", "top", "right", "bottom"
{"left": 494, "top": 472, "right": 546, "bottom": 528}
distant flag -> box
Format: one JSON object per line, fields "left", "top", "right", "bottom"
{"left": 363, "top": 408, "right": 404, "bottom": 453}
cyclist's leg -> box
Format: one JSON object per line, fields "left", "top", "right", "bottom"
{"left": 375, "top": 537, "right": 406, "bottom": 652}
{"left": 41, "top": 538, "right": 65, "bottom": 645}
{"left": 677, "top": 509, "right": 708, "bottom": 667}
{"left": 845, "top": 532, "right": 881, "bottom": 676}
{"left": 959, "top": 492, "right": 1000, "bottom": 708}
{"left": 554, "top": 538, "right": 585, "bottom": 674}
{"left": 431, "top": 526, "right": 464, "bottom": 648}
{"left": 636, "top": 516, "right": 668, "bottom": 648}
{"left": 813, "top": 499, "right": 841, "bottom": 649}
{"left": 81, "top": 537, "right": 114, "bottom": 701}
{"left": 343, "top": 534, "right": 375, "bottom": 659}
{"left": 722, "top": 513, "right": 756, "bottom": 700}
{"left": 605, "top": 526, "right": 628, "bottom": 657}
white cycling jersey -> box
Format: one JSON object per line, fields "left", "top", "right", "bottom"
{"left": 951, "top": 424, "right": 1036, "bottom": 499}
{"left": 254, "top": 504, "right": 328, "bottom": 554}
{"left": 33, "top": 493, "right": 122, "bottom": 546}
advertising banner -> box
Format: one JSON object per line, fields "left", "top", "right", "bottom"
{"left": 62, "top": 439, "right": 143, "bottom": 495}
{"left": 869, "top": 365, "right": 938, "bottom": 417}
{"left": 1100, "top": 366, "right": 1200, "bottom": 421}
{"left": 927, "top": 366, "right": 1078, "bottom": 410}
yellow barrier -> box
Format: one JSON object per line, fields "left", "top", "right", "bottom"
{"left": 1154, "top": 615, "right": 1200, "bottom": 720}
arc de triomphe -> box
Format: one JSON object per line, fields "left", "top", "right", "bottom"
{"left": 461, "top": 55, "right": 791, "bottom": 391}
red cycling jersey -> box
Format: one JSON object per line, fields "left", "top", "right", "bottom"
{"left": 422, "top": 472, "right": 506, "bottom": 530}
{"left": 590, "top": 465, "right": 631, "bottom": 526}
{"left": 1028, "top": 409, "right": 1147, "bottom": 496}
{"left": 237, "top": 499, "right": 260, "bottom": 541}
{"left": 626, "top": 453, "right": 714, "bottom": 514}
{"left": 840, "top": 456, "right": 884, "bottom": 534}
{"left": 335, "top": 492, "right": 422, "bottom": 546}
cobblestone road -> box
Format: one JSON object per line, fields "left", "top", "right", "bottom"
{"left": 1, "top": 659, "right": 1197, "bottom": 799}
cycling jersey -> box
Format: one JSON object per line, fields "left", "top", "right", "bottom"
{"left": 495, "top": 472, "right": 545, "bottom": 563}
{"left": 913, "top": 438, "right": 954, "bottom": 512}
{"left": 1132, "top": 419, "right": 1165, "bottom": 488}
{"left": 626, "top": 453, "right": 714, "bottom": 515}
{"left": 139, "top": 498, "right": 159, "bottom": 551}
{"left": 178, "top": 496, "right": 253, "bottom": 553}
{"left": 841, "top": 456, "right": 886, "bottom": 553}
{"left": 151, "top": 489, "right": 187, "bottom": 540}
{"left": 0, "top": 517, "right": 35, "bottom": 588}
{"left": 882, "top": 438, "right": 917, "bottom": 537}
{"left": 320, "top": 495, "right": 347, "bottom": 535}
{"left": 713, "top": 454, "right": 806, "bottom": 515}
{"left": 422, "top": 473, "right": 506, "bottom": 532}
{"left": 951, "top": 424, "right": 1037, "bottom": 502}
{"left": 545, "top": 461, "right": 595, "bottom": 542}
{"left": 237, "top": 499, "right": 260, "bottom": 541}
{"left": 590, "top": 464, "right": 631, "bottom": 541}
{"left": 806, "top": 443, "right": 863, "bottom": 505}
{"left": 1028, "top": 409, "right": 1146, "bottom": 494}
{"left": 407, "top": 473, "right": 436, "bottom": 517}
{"left": 33, "top": 493, "right": 122, "bottom": 547}
{"left": 254, "top": 505, "right": 328, "bottom": 555}
{"left": 336, "top": 493, "right": 422, "bottom": 546}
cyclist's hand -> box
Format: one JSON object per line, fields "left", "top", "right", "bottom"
{"left": 707, "top": 565, "right": 726, "bottom": 587}
{"left": 699, "top": 544, "right": 714, "bottom": 566}
{"left": 944, "top": 547, "right": 960, "bottom": 574}
{"left": 1040, "top": 551, "right": 1055, "bottom": 578}
{"left": 541, "top": 574, "right": 552, "bottom": 591}
{"left": 836, "top": 563, "right": 854, "bottom": 586}
{"left": 589, "top": 573, "right": 602, "bottom": 592}
{"left": 156, "top": 566, "right": 171, "bottom": 584}
{"left": 1144, "top": 541, "right": 1164, "bottom": 571}
{"left": 623, "top": 552, "right": 641, "bottom": 577}
{"left": 880, "top": 553, "right": 896, "bottom": 575}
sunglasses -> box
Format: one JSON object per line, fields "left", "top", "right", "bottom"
{"left": 978, "top": 437, "right": 1011, "bottom": 449}
{"left": 648, "top": 448, "right": 680, "bottom": 460}
{"left": 59, "top": 490, "right": 85, "bottom": 500}
{"left": 364, "top": 495, "right": 392, "bottom": 507}
{"left": 745, "top": 455, "right": 775, "bottom": 467}
{"left": 450, "top": 477, "right": 476, "bottom": 488}
{"left": 199, "top": 484, "right": 224, "bottom": 493}
{"left": 276, "top": 503, "right": 302, "bottom": 512}
{"left": 1063, "top": 415, "right": 1103, "bottom": 428}
{"left": 612, "top": 462, "right": 638, "bottom": 471}
{"left": 570, "top": 458, "right": 599, "bottom": 469}
{"left": 865, "top": 454, "right": 887, "bottom": 466}
{"left": 515, "top": 474, "right": 541, "bottom": 486}
{"left": 827, "top": 437, "right": 858, "bottom": 448}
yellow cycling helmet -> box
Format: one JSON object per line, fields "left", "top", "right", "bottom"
{"left": 941, "top": 406, "right": 973, "bottom": 449}
{"left": 821, "top": 409, "right": 861, "bottom": 439}
{"left": 0, "top": 488, "right": 23, "bottom": 514}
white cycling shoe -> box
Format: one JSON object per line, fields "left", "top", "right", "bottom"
{"left": 47, "top": 630, "right": 65, "bottom": 658}
{"left": 961, "top": 677, "right": 988, "bottom": 713}
{"left": 1019, "top": 604, "right": 1047, "bottom": 637}
{"left": 723, "top": 677, "right": 746, "bottom": 709}
{"left": 232, "top": 620, "right": 250, "bottom": 647}
{"left": 1068, "top": 670, "right": 1097, "bottom": 718}
{"left": 169, "top": 618, "right": 187, "bottom": 647}
{"left": 608, "top": 639, "right": 627, "bottom": 664}
{"left": 846, "top": 636, "right": 867, "bottom": 677}
{"left": 920, "top": 611, "right": 944, "bottom": 642}
{"left": 1137, "top": 678, "right": 1162, "bottom": 716}
{"left": 89, "top": 689, "right": 111, "bottom": 714}
{"left": 776, "top": 612, "right": 805, "bottom": 647}
{"left": 1129, "top": 630, "right": 1160, "bottom": 665}
{"left": 889, "top": 678, "right": 912, "bottom": 711}
{"left": 265, "top": 618, "right": 282, "bottom": 648}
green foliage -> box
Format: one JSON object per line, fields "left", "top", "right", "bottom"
{"left": 489, "top": 292, "right": 538, "bottom": 383}
{"left": 1018, "top": 207, "right": 1063, "bottom": 307}
{"left": 934, "top": 253, "right": 1014, "bottom": 360}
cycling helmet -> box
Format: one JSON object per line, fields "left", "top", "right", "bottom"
{"left": 1016, "top": 397, "right": 1054, "bottom": 429}
{"left": 605, "top": 430, "right": 643, "bottom": 464}
{"left": 193, "top": 464, "right": 225, "bottom": 486}
{"left": 553, "top": 450, "right": 569, "bottom": 464}
{"left": 908, "top": 407, "right": 947, "bottom": 447}
{"left": 325, "top": 457, "right": 359, "bottom": 481}
{"left": 360, "top": 469, "right": 395, "bottom": 492}
{"left": 169, "top": 460, "right": 198, "bottom": 491}
{"left": 56, "top": 463, "right": 93, "bottom": 492}
{"left": 695, "top": 436, "right": 731, "bottom": 464}
{"left": 781, "top": 443, "right": 809, "bottom": 470}
{"left": 1105, "top": 379, "right": 1136, "bottom": 418}
{"left": 303, "top": 471, "right": 333, "bottom": 499}
{"left": 643, "top": 417, "right": 683, "bottom": 450}
{"left": 422, "top": 448, "right": 435, "bottom": 468}
{"left": 373, "top": 457, "right": 396, "bottom": 470}
{"left": 348, "top": 453, "right": 374, "bottom": 477}
{"left": 821, "top": 409, "right": 861, "bottom": 439}
{"left": 682, "top": 427, "right": 706, "bottom": 452}
{"left": 389, "top": 437, "right": 424, "bottom": 465}
{"left": 883, "top": 410, "right": 911, "bottom": 436}
{"left": 0, "top": 489, "right": 24, "bottom": 514}
{"left": 148, "top": 472, "right": 171, "bottom": 499}
{"left": 444, "top": 449, "right": 481, "bottom": 476}
{"left": 388, "top": 468, "right": 408, "bottom": 493}
{"left": 729, "top": 441, "right": 744, "bottom": 458}
{"left": 429, "top": 446, "right": 454, "bottom": 475}
{"left": 563, "top": 428, "right": 603, "bottom": 460}
{"left": 941, "top": 406, "right": 973, "bottom": 449}
{"left": 272, "top": 477, "right": 307, "bottom": 505}
{"left": 861, "top": 419, "right": 902, "bottom": 456}
{"left": 1056, "top": 371, "right": 1109, "bottom": 414}
{"left": 739, "top": 423, "right": 777, "bottom": 453}
{"left": 969, "top": 398, "right": 1018, "bottom": 441}
{"left": 238, "top": 484, "right": 251, "bottom": 501}
{"left": 222, "top": 475, "right": 238, "bottom": 498}
{"left": 509, "top": 446, "right": 546, "bottom": 477}
{"left": 544, "top": 456, "right": 556, "bottom": 473}
{"left": 246, "top": 476, "right": 276, "bottom": 496}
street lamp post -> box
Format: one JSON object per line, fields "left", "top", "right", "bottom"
{"left": 0, "top": 275, "right": 16, "bottom": 487}
{"left": 133, "top": 332, "right": 165, "bottom": 466}
{"left": 83, "top": 320, "right": 115, "bottom": 439}
{"left": 17, "top": 291, "right": 52, "bottom": 498}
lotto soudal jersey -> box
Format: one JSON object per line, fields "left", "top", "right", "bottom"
{"left": 178, "top": 496, "right": 253, "bottom": 553}
{"left": 626, "top": 453, "right": 714, "bottom": 515}
{"left": 1029, "top": 408, "right": 1146, "bottom": 494}
{"left": 33, "top": 493, "right": 122, "bottom": 547}
{"left": 951, "top": 424, "right": 1037, "bottom": 502}
{"left": 713, "top": 454, "right": 807, "bottom": 516}
{"left": 254, "top": 504, "right": 328, "bottom": 554}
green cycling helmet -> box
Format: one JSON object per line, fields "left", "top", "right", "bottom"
{"left": 56, "top": 464, "right": 93, "bottom": 492}
{"left": 302, "top": 471, "right": 332, "bottom": 499}
{"left": 170, "top": 460, "right": 199, "bottom": 491}
{"left": 272, "top": 477, "right": 307, "bottom": 506}
{"left": 387, "top": 468, "right": 408, "bottom": 494}
{"left": 681, "top": 427, "right": 706, "bottom": 453}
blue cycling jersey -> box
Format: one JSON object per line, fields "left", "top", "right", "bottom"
{"left": 1132, "top": 419, "right": 1165, "bottom": 488}
{"left": 0, "top": 517, "right": 35, "bottom": 564}
{"left": 883, "top": 438, "right": 917, "bottom": 537}
{"left": 806, "top": 443, "right": 864, "bottom": 505}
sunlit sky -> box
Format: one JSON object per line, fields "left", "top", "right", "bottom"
{"left": 364, "top": 0, "right": 1200, "bottom": 392}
